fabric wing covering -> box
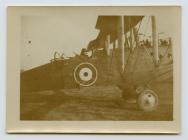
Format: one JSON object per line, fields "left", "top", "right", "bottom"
{"left": 87, "top": 16, "right": 144, "bottom": 50}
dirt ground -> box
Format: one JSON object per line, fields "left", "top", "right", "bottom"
{"left": 20, "top": 82, "right": 173, "bottom": 121}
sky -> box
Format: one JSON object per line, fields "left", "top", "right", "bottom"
{"left": 21, "top": 15, "right": 99, "bottom": 70}
{"left": 21, "top": 10, "right": 178, "bottom": 71}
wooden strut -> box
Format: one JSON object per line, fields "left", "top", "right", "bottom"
{"left": 151, "top": 16, "right": 159, "bottom": 66}
{"left": 118, "top": 16, "right": 125, "bottom": 73}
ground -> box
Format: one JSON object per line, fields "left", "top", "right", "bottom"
{"left": 20, "top": 81, "right": 173, "bottom": 121}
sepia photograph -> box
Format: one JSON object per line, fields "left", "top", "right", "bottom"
{"left": 6, "top": 6, "right": 181, "bottom": 133}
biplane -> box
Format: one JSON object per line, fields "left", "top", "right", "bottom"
{"left": 21, "top": 16, "right": 173, "bottom": 112}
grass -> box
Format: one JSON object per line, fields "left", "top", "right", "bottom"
{"left": 20, "top": 82, "right": 173, "bottom": 121}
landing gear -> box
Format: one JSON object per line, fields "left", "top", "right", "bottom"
{"left": 137, "top": 89, "right": 158, "bottom": 112}
{"left": 119, "top": 84, "right": 158, "bottom": 112}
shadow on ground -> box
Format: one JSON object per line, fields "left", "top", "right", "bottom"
{"left": 20, "top": 82, "right": 173, "bottom": 121}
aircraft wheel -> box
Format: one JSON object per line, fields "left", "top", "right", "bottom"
{"left": 137, "top": 89, "right": 158, "bottom": 112}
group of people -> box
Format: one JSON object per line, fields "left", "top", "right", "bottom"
{"left": 139, "top": 38, "right": 171, "bottom": 48}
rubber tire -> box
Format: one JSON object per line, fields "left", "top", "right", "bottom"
{"left": 137, "top": 89, "right": 158, "bottom": 112}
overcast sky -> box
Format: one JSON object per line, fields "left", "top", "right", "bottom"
{"left": 21, "top": 12, "right": 177, "bottom": 71}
